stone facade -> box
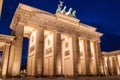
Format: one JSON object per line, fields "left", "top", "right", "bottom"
{"left": 0, "top": 3, "right": 119, "bottom": 77}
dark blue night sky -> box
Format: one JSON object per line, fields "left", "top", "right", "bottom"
{"left": 0, "top": 0, "right": 120, "bottom": 66}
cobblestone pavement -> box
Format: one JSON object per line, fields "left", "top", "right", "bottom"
{"left": 1, "top": 76, "right": 120, "bottom": 80}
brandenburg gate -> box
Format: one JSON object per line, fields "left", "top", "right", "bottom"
{"left": 7, "top": 3, "right": 103, "bottom": 76}
{"left": 0, "top": 3, "right": 119, "bottom": 77}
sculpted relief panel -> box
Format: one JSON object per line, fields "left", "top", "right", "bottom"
{"left": 44, "top": 30, "right": 54, "bottom": 76}
{"left": 27, "top": 30, "right": 37, "bottom": 76}
{"left": 29, "top": 30, "right": 37, "bottom": 56}
{"left": 61, "top": 34, "right": 74, "bottom": 75}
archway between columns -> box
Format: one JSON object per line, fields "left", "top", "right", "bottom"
{"left": 20, "top": 37, "right": 29, "bottom": 75}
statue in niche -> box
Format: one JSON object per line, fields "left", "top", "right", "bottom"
{"left": 65, "top": 8, "right": 73, "bottom": 16}
{"left": 71, "top": 10, "right": 76, "bottom": 17}
{"left": 56, "top": 1, "right": 63, "bottom": 12}
{"left": 61, "top": 6, "right": 66, "bottom": 14}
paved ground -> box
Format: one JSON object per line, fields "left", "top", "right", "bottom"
{"left": 1, "top": 76, "right": 120, "bottom": 80}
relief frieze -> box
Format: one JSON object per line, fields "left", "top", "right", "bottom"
{"left": 29, "top": 45, "right": 35, "bottom": 53}
{"left": 65, "top": 50, "right": 70, "bottom": 56}
{"left": 45, "top": 47, "right": 52, "bottom": 54}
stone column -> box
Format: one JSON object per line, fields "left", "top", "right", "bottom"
{"left": 116, "top": 56, "right": 120, "bottom": 75}
{"left": 112, "top": 56, "right": 118, "bottom": 75}
{"left": 94, "top": 41, "right": 104, "bottom": 75}
{"left": 7, "top": 31, "right": 16, "bottom": 76}
{"left": 11, "top": 23, "right": 24, "bottom": 76}
{"left": 94, "top": 41, "right": 102, "bottom": 75}
{"left": 86, "top": 39, "right": 91, "bottom": 75}
{"left": 107, "top": 57, "right": 112, "bottom": 75}
{"left": 89, "top": 40, "right": 97, "bottom": 75}
{"left": 35, "top": 29, "right": 44, "bottom": 76}
{"left": 100, "top": 57, "right": 105, "bottom": 75}
{"left": 7, "top": 42, "right": 15, "bottom": 76}
{"left": 99, "top": 56, "right": 104, "bottom": 75}
{"left": 72, "top": 36, "right": 79, "bottom": 75}
{"left": 78, "top": 38, "right": 87, "bottom": 75}
{"left": 102, "top": 56, "right": 106, "bottom": 75}
{"left": 1, "top": 44, "right": 10, "bottom": 76}
{"left": 54, "top": 32, "right": 62, "bottom": 76}
{"left": 103, "top": 57, "right": 109, "bottom": 76}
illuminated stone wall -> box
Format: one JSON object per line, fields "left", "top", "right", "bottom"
{"left": 44, "top": 30, "right": 54, "bottom": 76}
{"left": 61, "top": 34, "right": 74, "bottom": 75}
{"left": 27, "top": 30, "right": 37, "bottom": 76}
{"left": 0, "top": 3, "right": 107, "bottom": 77}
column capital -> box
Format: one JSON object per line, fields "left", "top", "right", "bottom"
{"left": 5, "top": 43, "right": 11, "bottom": 46}
{"left": 79, "top": 37, "right": 87, "bottom": 40}
{"left": 18, "top": 21, "right": 25, "bottom": 26}
{"left": 89, "top": 39, "right": 101, "bottom": 43}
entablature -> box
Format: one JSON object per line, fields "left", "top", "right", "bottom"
{"left": 102, "top": 50, "right": 120, "bottom": 56}
{"left": 10, "top": 3, "right": 103, "bottom": 41}
{"left": 0, "top": 34, "right": 14, "bottom": 51}
{"left": 0, "top": 34, "right": 15, "bottom": 43}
